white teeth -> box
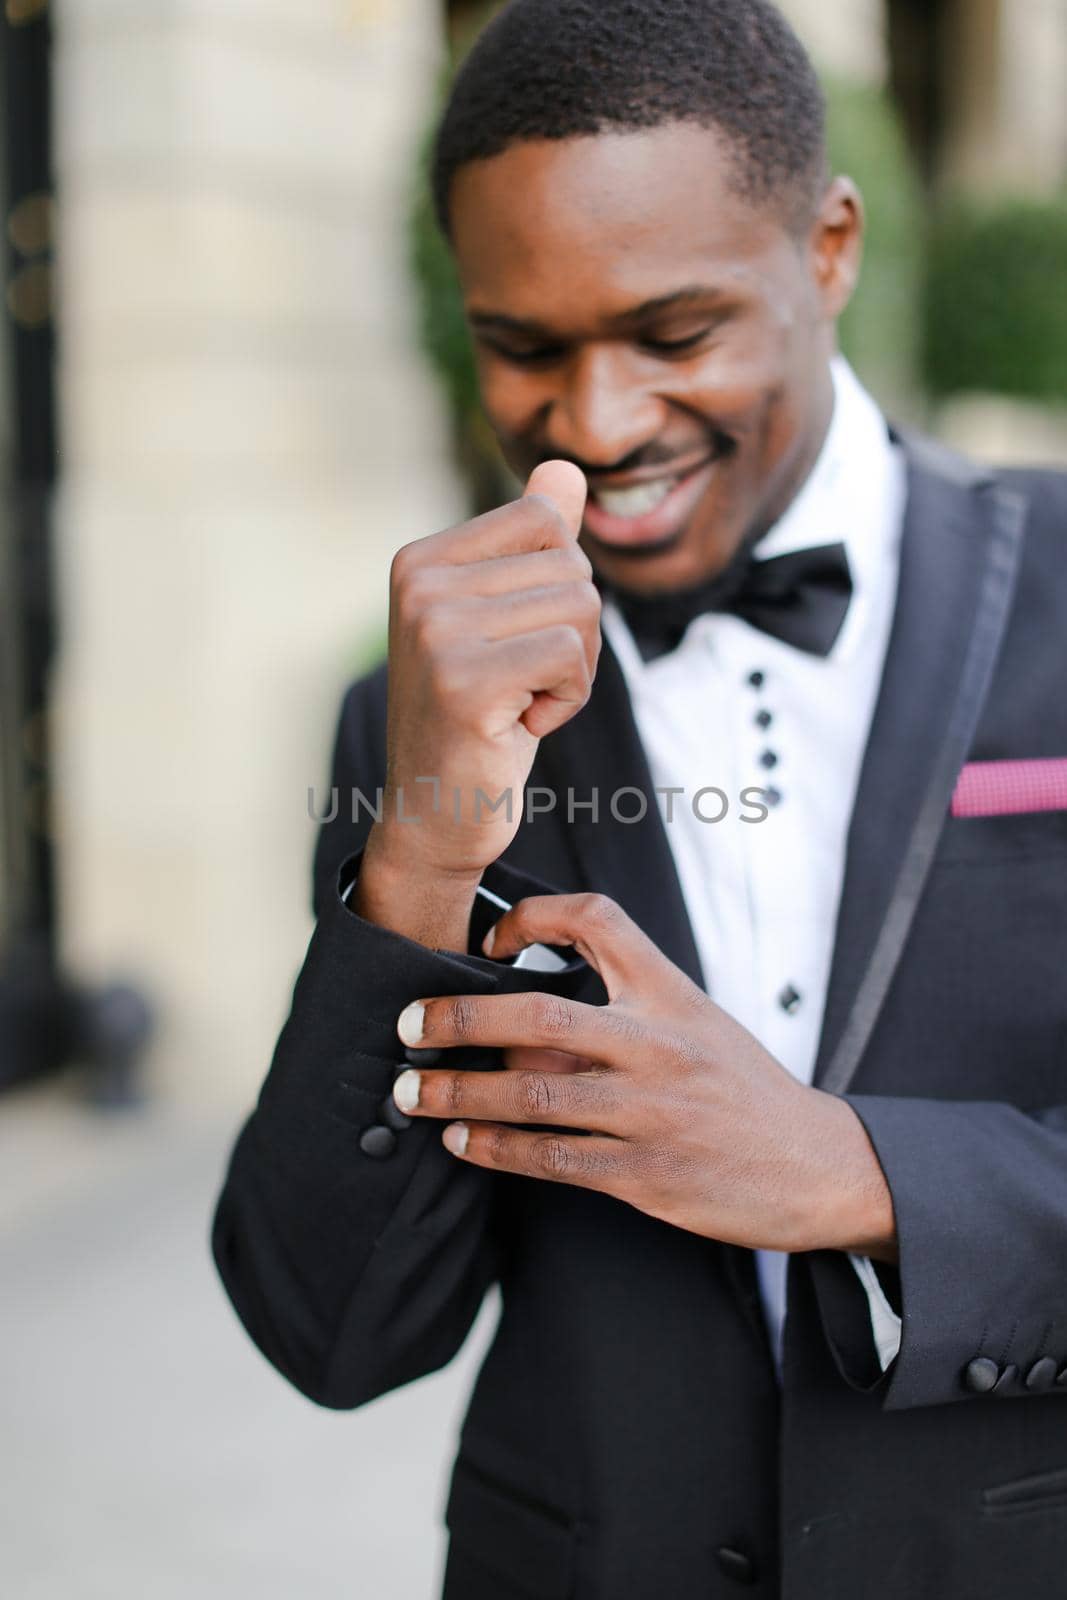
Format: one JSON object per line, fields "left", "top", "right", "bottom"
{"left": 593, "top": 477, "right": 678, "bottom": 519}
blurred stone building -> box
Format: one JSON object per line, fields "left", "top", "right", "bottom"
{"left": 52, "top": 0, "right": 466, "bottom": 1106}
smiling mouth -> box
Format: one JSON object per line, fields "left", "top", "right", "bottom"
{"left": 582, "top": 453, "right": 721, "bottom": 551}
{"left": 590, "top": 476, "right": 682, "bottom": 518}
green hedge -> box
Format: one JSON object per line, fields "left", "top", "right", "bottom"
{"left": 825, "top": 79, "right": 924, "bottom": 411}
{"left": 410, "top": 124, "right": 480, "bottom": 425}
{"left": 923, "top": 198, "right": 1067, "bottom": 404}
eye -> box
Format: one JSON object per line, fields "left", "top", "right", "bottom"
{"left": 641, "top": 327, "right": 714, "bottom": 357}
{"left": 477, "top": 335, "right": 566, "bottom": 367}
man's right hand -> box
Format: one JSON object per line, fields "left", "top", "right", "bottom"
{"left": 355, "top": 461, "right": 599, "bottom": 950}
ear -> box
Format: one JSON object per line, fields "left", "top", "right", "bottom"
{"left": 808, "top": 177, "right": 865, "bottom": 322}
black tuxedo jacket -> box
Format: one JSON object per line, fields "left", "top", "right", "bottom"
{"left": 213, "top": 436, "right": 1067, "bottom": 1600}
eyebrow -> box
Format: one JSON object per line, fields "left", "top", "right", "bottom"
{"left": 468, "top": 285, "right": 731, "bottom": 338}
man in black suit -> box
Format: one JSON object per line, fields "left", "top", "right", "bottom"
{"left": 212, "top": 2, "right": 1067, "bottom": 1595}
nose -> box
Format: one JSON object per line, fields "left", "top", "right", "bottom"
{"left": 546, "top": 345, "right": 662, "bottom": 469}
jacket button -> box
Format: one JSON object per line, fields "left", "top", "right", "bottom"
{"left": 359, "top": 1125, "right": 397, "bottom": 1159}
{"left": 1025, "top": 1357, "right": 1058, "bottom": 1392}
{"left": 380, "top": 1094, "right": 413, "bottom": 1132}
{"left": 992, "top": 1363, "right": 1019, "bottom": 1394}
{"left": 716, "top": 1547, "right": 757, "bottom": 1585}
{"left": 964, "top": 1357, "right": 1000, "bottom": 1393}
{"left": 403, "top": 1045, "right": 443, "bottom": 1067}
{"left": 1057, "top": 1367, "right": 1067, "bottom": 1389}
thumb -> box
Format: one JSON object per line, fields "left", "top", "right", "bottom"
{"left": 524, "top": 459, "right": 587, "bottom": 539}
{"left": 481, "top": 892, "right": 667, "bottom": 1002}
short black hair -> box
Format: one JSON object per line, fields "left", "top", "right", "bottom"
{"left": 432, "top": 0, "right": 828, "bottom": 237}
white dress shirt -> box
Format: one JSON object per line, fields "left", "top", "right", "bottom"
{"left": 600, "top": 356, "right": 904, "bottom": 1373}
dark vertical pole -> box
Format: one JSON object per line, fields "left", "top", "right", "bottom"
{"left": 0, "top": 0, "right": 71, "bottom": 1085}
{"left": 885, "top": 0, "right": 950, "bottom": 190}
{"left": 1, "top": 2, "right": 153, "bottom": 1100}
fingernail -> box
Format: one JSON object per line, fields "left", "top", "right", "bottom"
{"left": 482, "top": 924, "right": 497, "bottom": 957}
{"left": 393, "top": 1069, "right": 421, "bottom": 1113}
{"left": 443, "top": 1122, "right": 469, "bottom": 1156}
{"left": 397, "top": 1001, "right": 425, "bottom": 1046}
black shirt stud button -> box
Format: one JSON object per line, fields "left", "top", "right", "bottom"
{"left": 759, "top": 750, "right": 779, "bottom": 770}
{"left": 747, "top": 670, "right": 765, "bottom": 689}
{"left": 380, "top": 1095, "right": 413, "bottom": 1132}
{"left": 359, "top": 1125, "right": 398, "bottom": 1160}
{"left": 755, "top": 709, "right": 773, "bottom": 729}
{"left": 763, "top": 786, "right": 783, "bottom": 808}
{"left": 964, "top": 1356, "right": 1000, "bottom": 1393}
{"left": 716, "top": 1547, "right": 757, "bottom": 1586}
{"left": 1025, "top": 1356, "right": 1058, "bottom": 1392}
{"left": 778, "top": 984, "right": 802, "bottom": 1015}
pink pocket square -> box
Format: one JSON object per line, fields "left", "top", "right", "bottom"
{"left": 951, "top": 758, "right": 1067, "bottom": 818}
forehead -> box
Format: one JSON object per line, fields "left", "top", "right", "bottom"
{"left": 449, "top": 124, "right": 797, "bottom": 321}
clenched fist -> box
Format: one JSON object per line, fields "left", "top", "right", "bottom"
{"left": 355, "top": 461, "right": 600, "bottom": 950}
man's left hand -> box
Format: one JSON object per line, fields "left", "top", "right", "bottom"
{"left": 392, "top": 893, "right": 897, "bottom": 1262}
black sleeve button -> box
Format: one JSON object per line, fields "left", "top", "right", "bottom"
{"left": 964, "top": 1357, "right": 1001, "bottom": 1393}
{"left": 1025, "top": 1356, "right": 1058, "bottom": 1392}
{"left": 716, "top": 1547, "right": 757, "bottom": 1585}
{"left": 991, "top": 1363, "right": 1018, "bottom": 1394}
{"left": 380, "top": 1094, "right": 413, "bottom": 1132}
{"left": 404, "top": 1045, "right": 443, "bottom": 1067}
{"left": 359, "top": 1125, "right": 398, "bottom": 1160}
{"left": 1057, "top": 1367, "right": 1067, "bottom": 1389}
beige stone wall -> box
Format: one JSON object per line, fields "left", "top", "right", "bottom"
{"left": 777, "top": 0, "right": 889, "bottom": 84}
{"left": 941, "top": 0, "right": 1067, "bottom": 194}
{"left": 52, "top": 0, "right": 465, "bottom": 1106}
{"left": 783, "top": 0, "right": 1067, "bottom": 194}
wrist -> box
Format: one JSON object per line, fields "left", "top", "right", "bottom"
{"left": 355, "top": 824, "right": 484, "bottom": 951}
{"left": 800, "top": 1091, "right": 899, "bottom": 1262}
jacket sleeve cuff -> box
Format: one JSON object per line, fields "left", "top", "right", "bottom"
{"left": 825, "top": 1094, "right": 1067, "bottom": 1411}
{"left": 270, "top": 846, "right": 600, "bottom": 1128}
{"left": 213, "top": 846, "right": 598, "bottom": 1406}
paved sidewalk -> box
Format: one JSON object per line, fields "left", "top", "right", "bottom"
{"left": 0, "top": 1084, "right": 495, "bottom": 1600}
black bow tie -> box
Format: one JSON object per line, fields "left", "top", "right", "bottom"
{"left": 601, "top": 541, "right": 853, "bottom": 663}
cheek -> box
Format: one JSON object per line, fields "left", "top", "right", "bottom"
{"left": 687, "top": 375, "right": 811, "bottom": 538}
{"left": 729, "top": 385, "right": 808, "bottom": 491}
{"left": 476, "top": 362, "right": 550, "bottom": 440}
{"left": 682, "top": 322, "right": 802, "bottom": 435}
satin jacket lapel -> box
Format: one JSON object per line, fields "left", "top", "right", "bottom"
{"left": 534, "top": 634, "right": 706, "bottom": 990}
{"left": 813, "top": 435, "right": 1027, "bottom": 1096}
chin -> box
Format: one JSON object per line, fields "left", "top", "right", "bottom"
{"left": 585, "top": 521, "right": 740, "bottom": 598}
{"left": 581, "top": 524, "right": 684, "bottom": 564}
{"left": 585, "top": 538, "right": 688, "bottom": 597}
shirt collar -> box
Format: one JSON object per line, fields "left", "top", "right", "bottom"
{"left": 746, "top": 355, "right": 903, "bottom": 664}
